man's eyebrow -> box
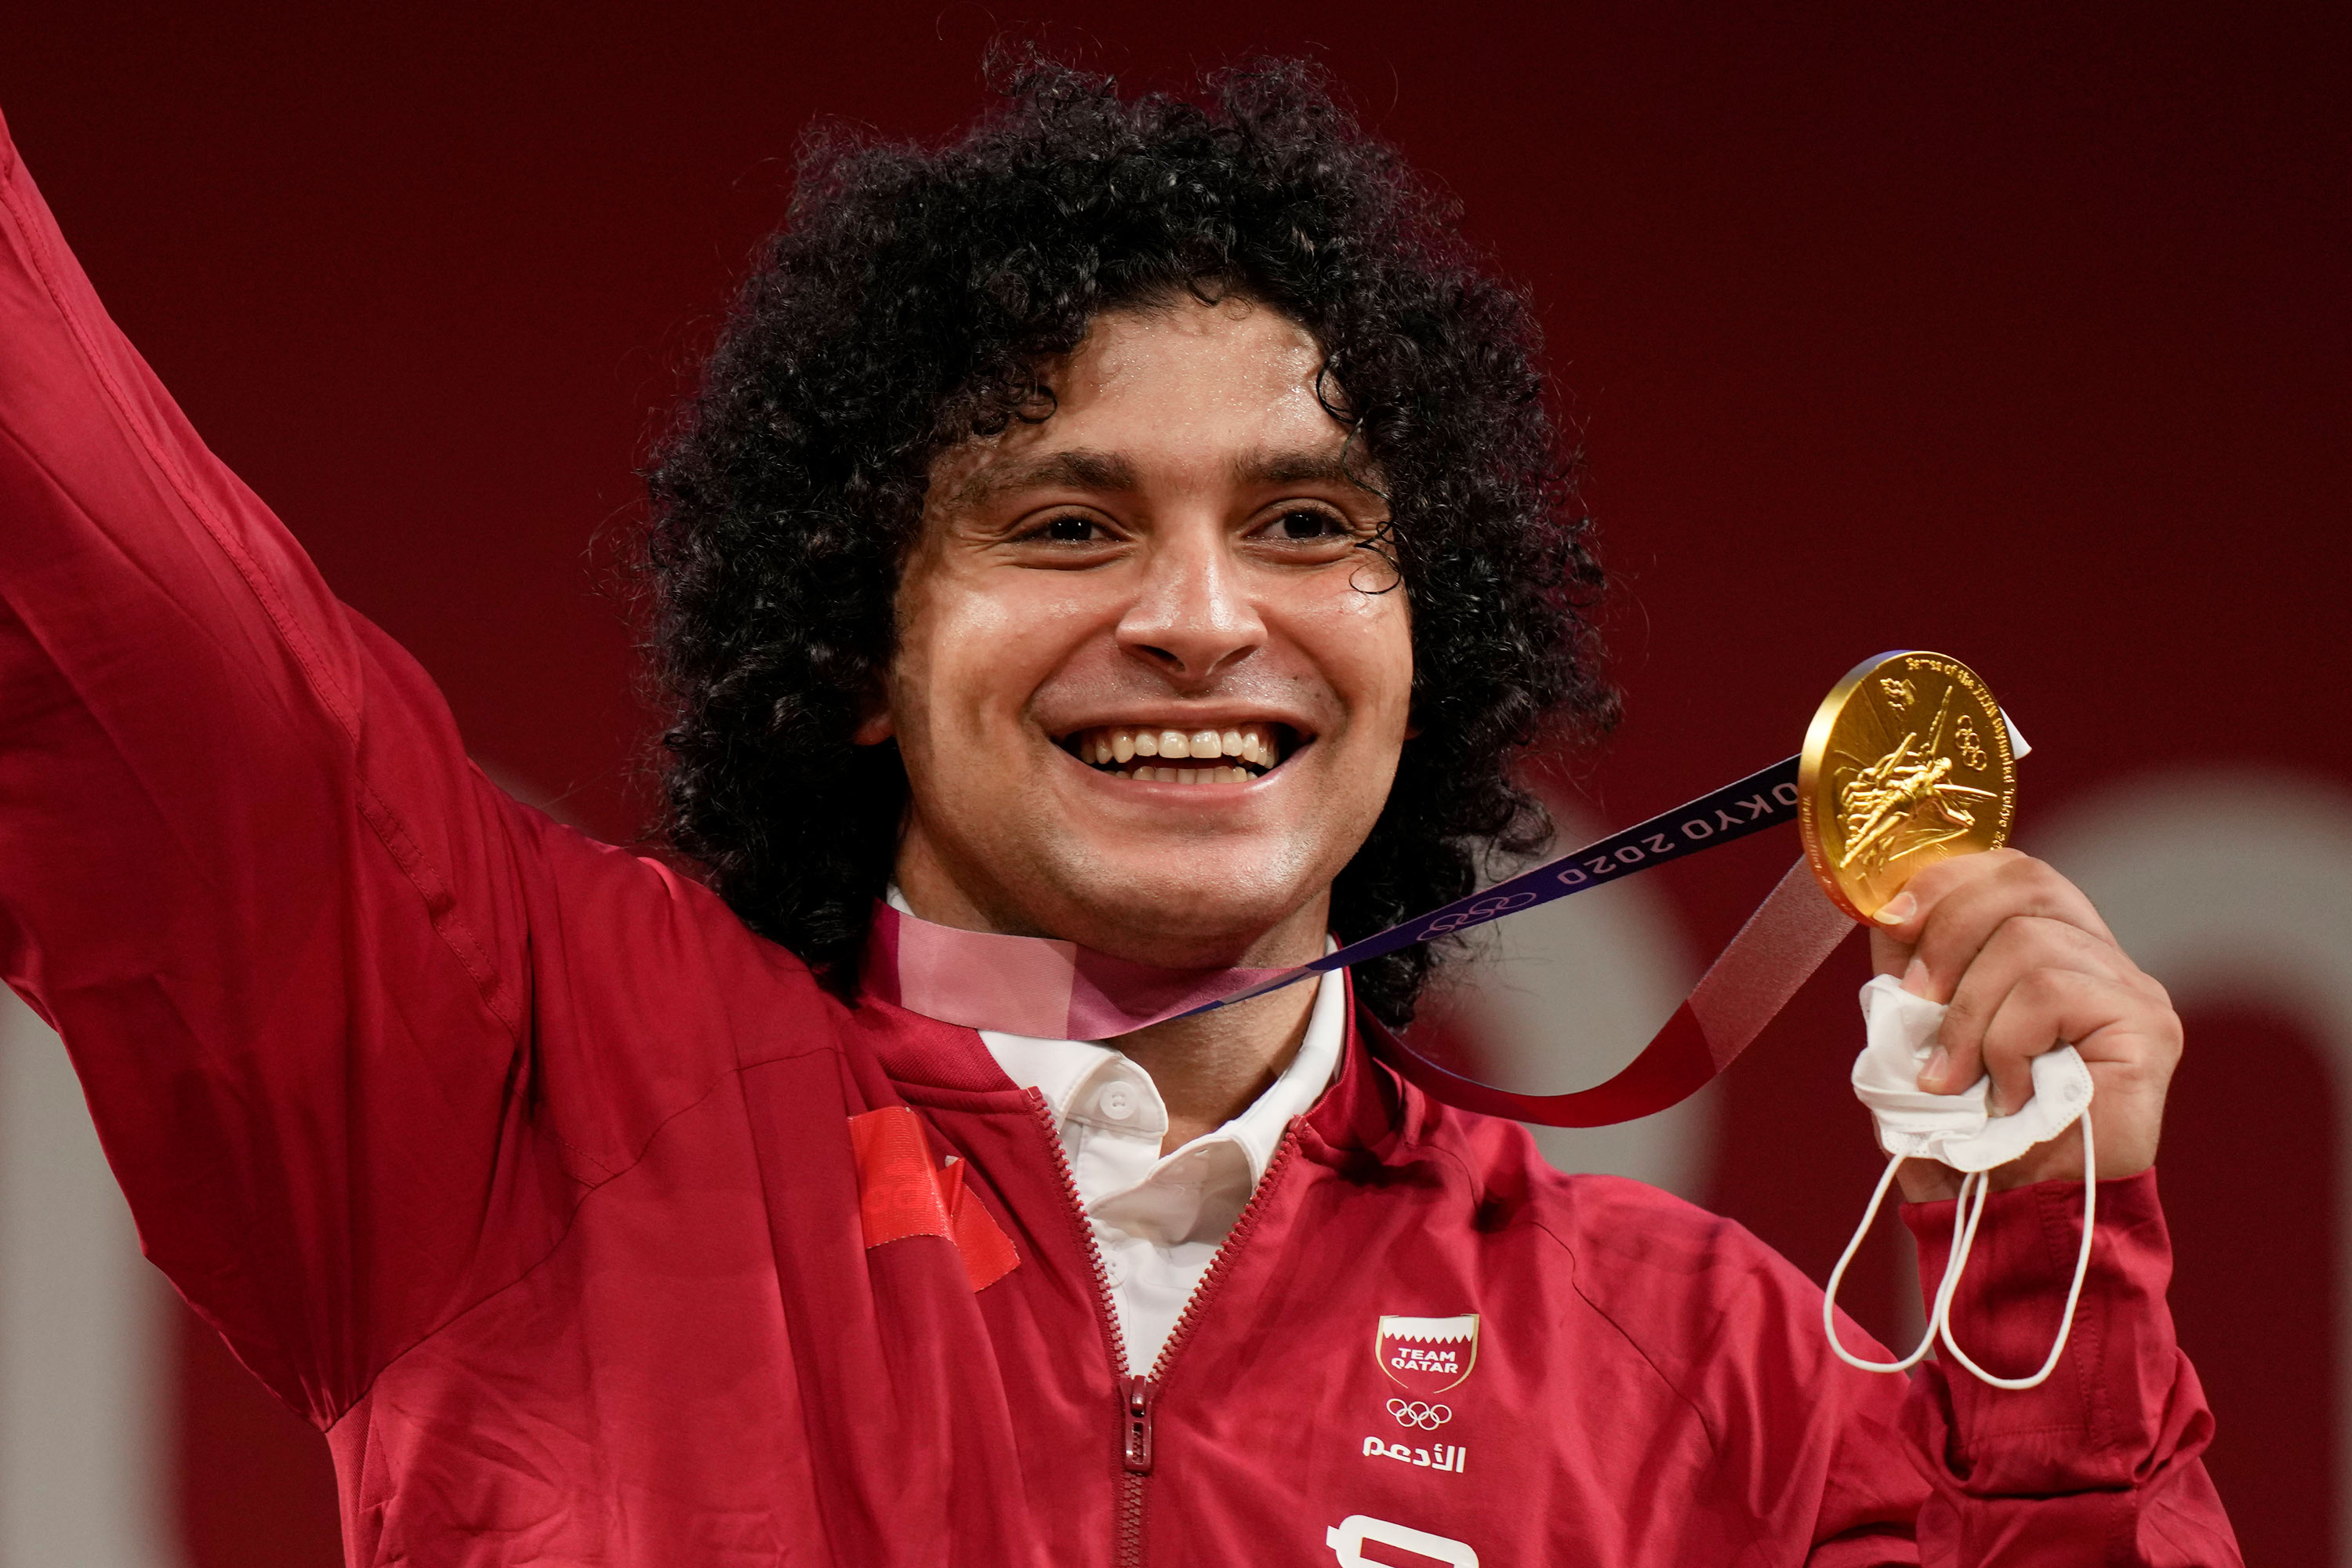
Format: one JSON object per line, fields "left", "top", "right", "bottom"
{"left": 954, "top": 448, "right": 1139, "bottom": 506}
{"left": 1233, "top": 449, "right": 1374, "bottom": 490}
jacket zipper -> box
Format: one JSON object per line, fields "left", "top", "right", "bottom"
{"left": 1029, "top": 1092, "right": 1305, "bottom": 1568}
{"left": 1119, "top": 1371, "right": 1156, "bottom": 1563}
{"left": 1025, "top": 1095, "right": 1147, "bottom": 1565}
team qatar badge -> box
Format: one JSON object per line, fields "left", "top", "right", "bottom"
{"left": 1376, "top": 1315, "right": 1480, "bottom": 1400}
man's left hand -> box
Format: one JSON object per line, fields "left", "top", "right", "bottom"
{"left": 1866, "top": 848, "right": 2182, "bottom": 1201}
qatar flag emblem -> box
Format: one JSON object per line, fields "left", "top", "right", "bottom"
{"left": 1375, "top": 1314, "right": 1480, "bottom": 1396}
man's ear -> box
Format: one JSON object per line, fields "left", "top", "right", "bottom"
{"left": 852, "top": 678, "right": 895, "bottom": 746}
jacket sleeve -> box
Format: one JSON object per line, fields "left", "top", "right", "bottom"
{"left": 1893, "top": 1171, "right": 2241, "bottom": 1566}
{"left": 0, "top": 106, "right": 681, "bottom": 1425}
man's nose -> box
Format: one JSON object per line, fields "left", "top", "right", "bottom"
{"left": 1113, "top": 528, "right": 1266, "bottom": 684}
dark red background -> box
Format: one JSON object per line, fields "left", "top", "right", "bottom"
{"left": 4, "top": 3, "right": 2343, "bottom": 1563}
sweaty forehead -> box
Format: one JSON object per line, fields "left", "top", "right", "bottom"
{"left": 1072, "top": 296, "right": 1324, "bottom": 398}
{"left": 936, "top": 299, "right": 1348, "bottom": 506}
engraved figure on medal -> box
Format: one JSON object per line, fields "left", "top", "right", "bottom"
{"left": 1833, "top": 685, "right": 1999, "bottom": 875}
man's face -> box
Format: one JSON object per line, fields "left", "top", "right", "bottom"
{"left": 874, "top": 294, "right": 1414, "bottom": 967}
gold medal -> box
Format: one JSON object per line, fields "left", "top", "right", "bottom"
{"left": 1798, "top": 651, "right": 2017, "bottom": 921}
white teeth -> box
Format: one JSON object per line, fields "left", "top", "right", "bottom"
{"left": 1069, "top": 723, "right": 1285, "bottom": 778}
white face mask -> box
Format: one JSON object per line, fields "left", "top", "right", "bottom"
{"left": 1822, "top": 975, "right": 2097, "bottom": 1390}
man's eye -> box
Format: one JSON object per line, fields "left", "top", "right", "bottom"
{"left": 1034, "top": 514, "right": 1102, "bottom": 543}
{"left": 1273, "top": 509, "right": 1345, "bottom": 540}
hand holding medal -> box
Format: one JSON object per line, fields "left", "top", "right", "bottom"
{"left": 1811, "top": 656, "right": 2181, "bottom": 1200}
{"left": 1798, "top": 654, "right": 2182, "bottom": 1388}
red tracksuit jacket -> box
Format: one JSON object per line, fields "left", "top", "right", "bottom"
{"left": 0, "top": 107, "right": 2239, "bottom": 1566}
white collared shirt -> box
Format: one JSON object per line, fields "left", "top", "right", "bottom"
{"left": 981, "top": 961, "right": 1346, "bottom": 1374}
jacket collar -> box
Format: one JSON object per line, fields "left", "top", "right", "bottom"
{"left": 847, "top": 969, "right": 1424, "bottom": 1163}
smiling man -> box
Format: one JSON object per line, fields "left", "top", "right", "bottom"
{"left": 890, "top": 310, "right": 1410, "bottom": 973}
{"left": 0, "top": 56, "right": 2235, "bottom": 1567}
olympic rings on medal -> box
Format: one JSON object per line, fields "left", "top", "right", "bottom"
{"left": 1386, "top": 1398, "right": 1451, "bottom": 1429}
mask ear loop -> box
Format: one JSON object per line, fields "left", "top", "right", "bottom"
{"left": 1825, "top": 1103, "right": 2094, "bottom": 1386}
{"left": 1823, "top": 1146, "right": 1980, "bottom": 1373}
{"left": 1933, "top": 1107, "right": 2098, "bottom": 1391}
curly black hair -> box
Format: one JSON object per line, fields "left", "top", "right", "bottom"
{"left": 641, "top": 53, "right": 1615, "bottom": 1025}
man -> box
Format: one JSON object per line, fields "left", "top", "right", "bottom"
{"left": 0, "top": 55, "right": 2235, "bottom": 1566}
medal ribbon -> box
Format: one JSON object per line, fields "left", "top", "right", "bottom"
{"left": 864, "top": 754, "right": 1862, "bottom": 1126}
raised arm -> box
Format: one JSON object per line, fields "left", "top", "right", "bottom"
{"left": 0, "top": 105, "right": 624, "bottom": 1422}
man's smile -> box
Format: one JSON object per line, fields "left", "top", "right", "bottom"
{"left": 1056, "top": 721, "right": 1307, "bottom": 786}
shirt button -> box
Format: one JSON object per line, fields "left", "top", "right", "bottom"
{"left": 1097, "top": 1083, "right": 1138, "bottom": 1122}
{"left": 1101, "top": 1250, "right": 1131, "bottom": 1287}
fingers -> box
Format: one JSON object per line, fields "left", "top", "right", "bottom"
{"left": 1924, "top": 956, "right": 2176, "bottom": 1130}
{"left": 1928, "top": 915, "right": 2139, "bottom": 1095}
{"left": 1980, "top": 960, "right": 2176, "bottom": 1077}
{"left": 1869, "top": 850, "right": 2114, "bottom": 1005}
{"left": 1975, "top": 967, "right": 2130, "bottom": 1111}
{"left": 1980, "top": 968, "right": 2178, "bottom": 1181}
{"left": 1858, "top": 851, "right": 2180, "bottom": 1185}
